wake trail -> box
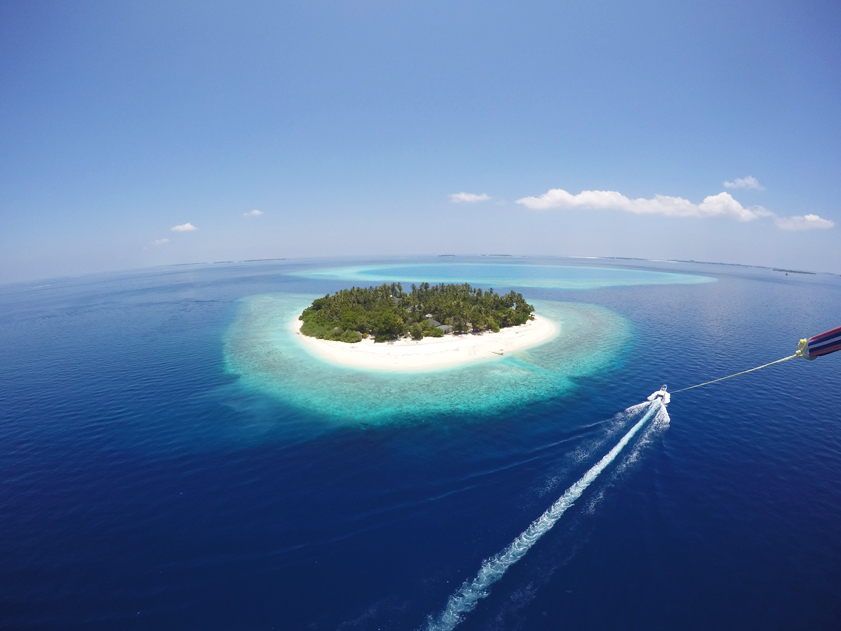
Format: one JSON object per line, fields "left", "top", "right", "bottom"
{"left": 425, "top": 400, "right": 664, "bottom": 631}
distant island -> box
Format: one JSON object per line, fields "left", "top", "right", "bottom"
{"left": 299, "top": 282, "right": 535, "bottom": 343}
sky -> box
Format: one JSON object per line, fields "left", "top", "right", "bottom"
{"left": 1, "top": 0, "right": 840, "bottom": 283}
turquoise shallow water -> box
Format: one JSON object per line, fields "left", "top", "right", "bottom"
{"left": 300, "top": 262, "right": 715, "bottom": 290}
{"left": 224, "top": 263, "right": 711, "bottom": 423}
{"left": 223, "top": 295, "right": 633, "bottom": 423}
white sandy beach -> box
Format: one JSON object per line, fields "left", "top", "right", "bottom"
{"left": 291, "top": 314, "right": 558, "bottom": 372}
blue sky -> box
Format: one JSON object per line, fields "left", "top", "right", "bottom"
{"left": 1, "top": 0, "right": 839, "bottom": 283}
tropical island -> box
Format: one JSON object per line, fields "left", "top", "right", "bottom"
{"left": 293, "top": 283, "right": 557, "bottom": 372}
{"left": 298, "top": 282, "right": 535, "bottom": 343}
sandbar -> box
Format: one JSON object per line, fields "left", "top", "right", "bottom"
{"left": 291, "top": 314, "right": 558, "bottom": 372}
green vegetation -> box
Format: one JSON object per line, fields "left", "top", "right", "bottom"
{"left": 299, "top": 282, "right": 535, "bottom": 343}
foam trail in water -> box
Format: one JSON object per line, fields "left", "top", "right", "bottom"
{"left": 425, "top": 401, "right": 663, "bottom": 631}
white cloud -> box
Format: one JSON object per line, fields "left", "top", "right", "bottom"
{"left": 515, "top": 188, "right": 772, "bottom": 222}
{"left": 450, "top": 192, "right": 491, "bottom": 203}
{"left": 171, "top": 223, "right": 197, "bottom": 232}
{"left": 152, "top": 238, "right": 169, "bottom": 246}
{"left": 724, "top": 176, "right": 764, "bottom": 190}
{"left": 774, "top": 214, "right": 835, "bottom": 231}
{"left": 243, "top": 209, "right": 263, "bottom": 217}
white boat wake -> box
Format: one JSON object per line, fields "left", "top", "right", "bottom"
{"left": 425, "top": 400, "right": 668, "bottom": 631}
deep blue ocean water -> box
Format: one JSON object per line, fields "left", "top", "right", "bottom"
{"left": 1, "top": 257, "right": 839, "bottom": 630}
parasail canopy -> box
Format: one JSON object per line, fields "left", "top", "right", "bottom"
{"left": 798, "top": 326, "right": 841, "bottom": 360}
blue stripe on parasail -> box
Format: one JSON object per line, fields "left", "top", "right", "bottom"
{"left": 808, "top": 326, "right": 841, "bottom": 357}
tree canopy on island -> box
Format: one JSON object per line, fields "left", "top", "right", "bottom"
{"left": 299, "top": 282, "right": 535, "bottom": 343}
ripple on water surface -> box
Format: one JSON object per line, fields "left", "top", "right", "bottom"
{"left": 223, "top": 295, "right": 633, "bottom": 423}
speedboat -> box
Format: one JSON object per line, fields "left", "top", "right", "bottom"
{"left": 647, "top": 384, "right": 670, "bottom": 406}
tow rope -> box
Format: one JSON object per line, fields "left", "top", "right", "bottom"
{"left": 671, "top": 326, "right": 840, "bottom": 395}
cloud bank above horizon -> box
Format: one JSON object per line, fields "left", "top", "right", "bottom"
{"left": 516, "top": 188, "right": 770, "bottom": 221}
{"left": 515, "top": 188, "right": 832, "bottom": 230}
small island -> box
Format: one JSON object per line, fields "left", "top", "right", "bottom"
{"left": 299, "top": 282, "right": 535, "bottom": 343}
{"left": 292, "top": 283, "right": 556, "bottom": 372}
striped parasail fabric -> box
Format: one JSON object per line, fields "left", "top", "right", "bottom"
{"left": 807, "top": 326, "right": 841, "bottom": 358}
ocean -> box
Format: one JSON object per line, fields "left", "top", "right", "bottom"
{"left": 0, "top": 257, "right": 839, "bottom": 630}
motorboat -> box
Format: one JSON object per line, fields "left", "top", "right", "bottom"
{"left": 647, "top": 384, "right": 670, "bottom": 406}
